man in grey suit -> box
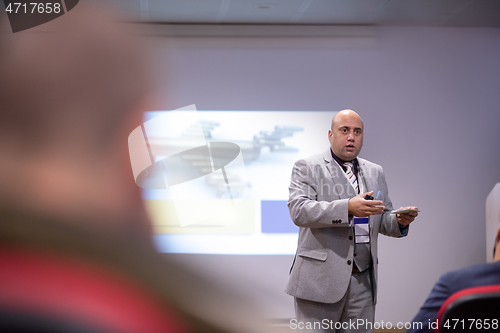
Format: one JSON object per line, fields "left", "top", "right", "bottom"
{"left": 285, "top": 110, "right": 418, "bottom": 332}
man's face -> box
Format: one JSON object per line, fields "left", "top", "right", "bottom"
{"left": 328, "top": 112, "right": 364, "bottom": 161}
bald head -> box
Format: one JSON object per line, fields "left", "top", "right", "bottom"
{"left": 331, "top": 110, "right": 363, "bottom": 131}
{"left": 328, "top": 109, "right": 364, "bottom": 161}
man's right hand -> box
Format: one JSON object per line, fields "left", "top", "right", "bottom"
{"left": 348, "top": 191, "right": 385, "bottom": 217}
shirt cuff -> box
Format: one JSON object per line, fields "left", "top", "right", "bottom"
{"left": 398, "top": 223, "right": 409, "bottom": 236}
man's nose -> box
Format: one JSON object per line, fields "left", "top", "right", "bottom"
{"left": 347, "top": 132, "right": 355, "bottom": 140}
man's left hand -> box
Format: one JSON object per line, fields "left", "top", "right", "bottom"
{"left": 396, "top": 206, "right": 419, "bottom": 226}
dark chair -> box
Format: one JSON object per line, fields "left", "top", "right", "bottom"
{"left": 436, "top": 285, "right": 500, "bottom": 332}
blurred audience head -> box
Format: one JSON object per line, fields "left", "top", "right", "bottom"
{"left": 0, "top": 6, "right": 153, "bottom": 234}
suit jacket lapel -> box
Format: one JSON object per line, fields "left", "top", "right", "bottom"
{"left": 357, "top": 159, "right": 375, "bottom": 194}
{"left": 323, "top": 149, "right": 337, "bottom": 179}
{"left": 322, "top": 149, "right": 356, "bottom": 200}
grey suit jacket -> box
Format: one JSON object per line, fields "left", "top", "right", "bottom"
{"left": 284, "top": 149, "right": 406, "bottom": 304}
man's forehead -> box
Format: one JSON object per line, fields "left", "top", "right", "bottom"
{"left": 335, "top": 117, "right": 364, "bottom": 129}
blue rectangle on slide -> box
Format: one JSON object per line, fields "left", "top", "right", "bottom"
{"left": 261, "top": 200, "right": 298, "bottom": 234}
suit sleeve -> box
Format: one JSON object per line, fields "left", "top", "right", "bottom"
{"left": 407, "top": 273, "right": 453, "bottom": 333}
{"left": 287, "top": 159, "right": 350, "bottom": 228}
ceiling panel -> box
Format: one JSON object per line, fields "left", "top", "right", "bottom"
{"left": 223, "top": 0, "right": 305, "bottom": 24}
{"left": 376, "top": 0, "right": 471, "bottom": 25}
{"left": 147, "top": 0, "right": 224, "bottom": 22}
{"left": 445, "top": 0, "right": 500, "bottom": 27}
{"left": 84, "top": 0, "right": 500, "bottom": 27}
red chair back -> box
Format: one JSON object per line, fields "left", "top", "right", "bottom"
{"left": 436, "top": 285, "right": 500, "bottom": 333}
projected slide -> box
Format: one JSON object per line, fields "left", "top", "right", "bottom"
{"left": 138, "top": 109, "right": 334, "bottom": 254}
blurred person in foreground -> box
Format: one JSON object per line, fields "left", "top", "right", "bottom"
{"left": 407, "top": 223, "right": 500, "bottom": 333}
{"left": 0, "top": 6, "right": 262, "bottom": 333}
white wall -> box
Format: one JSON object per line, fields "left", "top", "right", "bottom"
{"left": 146, "top": 25, "right": 500, "bottom": 324}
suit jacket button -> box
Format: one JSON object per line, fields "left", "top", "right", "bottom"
{"left": 349, "top": 236, "right": 353, "bottom": 240}
{"left": 347, "top": 260, "right": 352, "bottom": 265}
